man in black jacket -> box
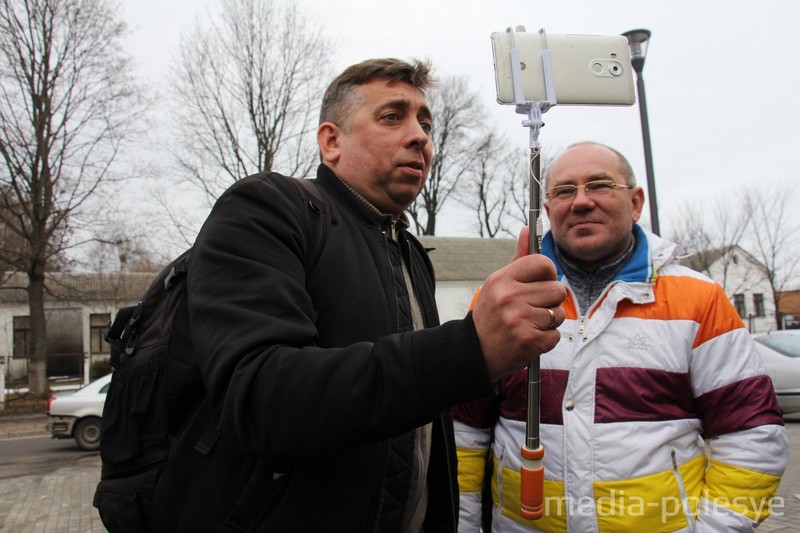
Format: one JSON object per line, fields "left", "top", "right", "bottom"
{"left": 157, "top": 58, "right": 566, "bottom": 531}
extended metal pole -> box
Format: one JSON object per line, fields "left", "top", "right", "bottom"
{"left": 527, "top": 145, "right": 543, "bottom": 448}
{"left": 520, "top": 139, "right": 545, "bottom": 522}
{"left": 634, "top": 70, "right": 660, "bottom": 236}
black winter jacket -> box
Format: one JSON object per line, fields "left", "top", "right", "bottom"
{"left": 154, "top": 166, "right": 493, "bottom": 532}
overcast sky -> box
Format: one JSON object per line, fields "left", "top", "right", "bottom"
{"left": 122, "top": 0, "right": 800, "bottom": 238}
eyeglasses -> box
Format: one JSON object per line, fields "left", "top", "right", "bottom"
{"left": 546, "top": 180, "right": 631, "bottom": 202}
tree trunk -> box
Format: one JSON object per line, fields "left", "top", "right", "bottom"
{"left": 27, "top": 273, "right": 48, "bottom": 395}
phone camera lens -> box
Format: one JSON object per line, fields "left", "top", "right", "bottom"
{"left": 609, "top": 62, "right": 622, "bottom": 76}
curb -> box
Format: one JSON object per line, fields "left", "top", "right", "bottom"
{"left": 0, "top": 413, "right": 50, "bottom": 441}
{"left": 3, "top": 428, "right": 49, "bottom": 440}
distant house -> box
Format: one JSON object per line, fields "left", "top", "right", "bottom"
{"left": 418, "top": 236, "right": 515, "bottom": 321}
{"left": 776, "top": 289, "right": 800, "bottom": 329}
{"left": 680, "top": 245, "right": 775, "bottom": 333}
{"left": 0, "top": 237, "right": 516, "bottom": 384}
{"left": 0, "top": 271, "right": 153, "bottom": 383}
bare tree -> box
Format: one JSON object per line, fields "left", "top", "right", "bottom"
{"left": 668, "top": 197, "right": 752, "bottom": 292}
{"left": 80, "top": 230, "right": 164, "bottom": 273}
{"left": 506, "top": 155, "right": 531, "bottom": 229}
{"left": 458, "top": 131, "right": 520, "bottom": 238}
{"left": 668, "top": 184, "right": 800, "bottom": 329}
{"left": 0, "top": 0, "right": 143, "bottom": 393}
{"left": 742, "top": 184, "right": 800, "bottom": 329}
{"left": 409, "top": 75, "right": 485, "bottom": 235}
{"left": 170, "top": 0, "right": 334, "bottom": 203}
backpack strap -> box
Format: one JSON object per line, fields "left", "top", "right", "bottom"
{"left": 288, "top": 178, "right": 330, "bottom": 272}
{"left": 105, "top": 305, "right": 138, "bottom": 368}
{"left": 164, "top": 256, "right": 189, "bottom": 291}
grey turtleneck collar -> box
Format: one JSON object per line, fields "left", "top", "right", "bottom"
{"left": 554, "top": 232, "right": 636, "bottom": 315}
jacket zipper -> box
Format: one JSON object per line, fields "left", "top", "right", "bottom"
{"left": 670, "top": 449, "right": 693, "bottom": 526}
{"left": 381, "top": 223, "right": 402, "bottom": 334}
{"left": 372, "top": 441, "right": 392, "bottom": 532}
{"left": 373, "top": 222, "right": 398, "bottom": 532}
{"left": 405, "top": 237, "right": 427, "bottom": 329}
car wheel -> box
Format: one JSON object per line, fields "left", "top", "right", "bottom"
{"left": 74, "top": 417, "right": 102, "bottom": 451}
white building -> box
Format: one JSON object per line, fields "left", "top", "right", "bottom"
{"left": 0, "top": 271, "right": 153, "bottom": 383}
{"left": 0, "top": 237, "right": 517, "bottom": 384}
{"left": 680, "top": 245, "right": 776, "bottom": 333}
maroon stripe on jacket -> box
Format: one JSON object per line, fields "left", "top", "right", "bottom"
{"left": 595, "top": 367, "right": 694, "bottom": 423}
{"left": 453, "top": 394, "right": 498, "bottom": 429}
{"left": 498, "top": 369, "right": 569, "bottom": 425}
{"left": 697, "top": 374, "right": 784, "bottom": 438}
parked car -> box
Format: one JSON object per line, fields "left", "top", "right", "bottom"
{"left": 45, "top": 372, "right": 112, "bottom": 450}
{"left": 752, "top": 330, "right": 800, "bottom": 415}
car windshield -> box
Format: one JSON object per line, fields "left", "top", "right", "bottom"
{"left": 755, "top": 332, "right": 800, "bottom": 357}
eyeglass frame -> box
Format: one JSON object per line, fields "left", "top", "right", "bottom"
{"left": 545, "top": 179, "right": 632, "bottom": 203}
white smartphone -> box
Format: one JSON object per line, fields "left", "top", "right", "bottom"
{"left": 491, "top": 29, "right": 636, "bottom": 106}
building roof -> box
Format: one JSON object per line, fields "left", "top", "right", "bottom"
{"left": 418, "top": 236, "right": 516, "bottom": 281}
{"left": 679, "top": 245, "right": 764, "bottom": 273}
{"left": 0, "top": 271, "right": 154, "bottom": 304}
{"left": 0, "top": 237, "right": 516, "bottom": 304}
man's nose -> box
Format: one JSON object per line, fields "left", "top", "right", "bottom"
{"left": 408, "top": 123, "right": 430, "bottom": 147}
{"left": 571, "top": 186, "right": 596, "bottom": 207}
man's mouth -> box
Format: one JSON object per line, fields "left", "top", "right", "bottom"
{"left": 569, "top": 220, "right": 601, "bottom": 233}
{"left": 399, "top": 161, "right": 425, "bottom": 177}
{"left": 571, "top": 219, "right": 597, "bottom": 228}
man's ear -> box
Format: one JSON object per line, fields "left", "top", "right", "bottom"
{"left": 630, "top": 186, "right": 646, "bottom": 223}
{"left": 317, "top": 122, "right": 341, "bottom": 164}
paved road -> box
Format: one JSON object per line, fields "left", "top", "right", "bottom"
{"left": 0, "top": 439, "right": 103, "bottom": 532}
{"left": 1, "top": 415, "right": 800, "bottom": 531}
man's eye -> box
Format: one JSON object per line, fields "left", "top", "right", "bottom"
{"left": 553, "top": 187, "right": 574, "bottom": 198}
{"left": 588, "top": 182, "right": 613, "bottom": 191}
{"left": 383, "top": 113, "right": 399, "bottom": 122}
{"left": 420, "top": 122, "right": 432, "bottom": 133}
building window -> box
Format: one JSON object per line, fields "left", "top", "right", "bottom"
{"left": 753, "top": 294, "right": 765, "bottom": 317}
{"left": 734, "top": 294, "right": 746, "bottom": 318}
{"left": 90, "top": 313, "right": 111, "bottom": 354}
{"left": 13, "top": 315, "right": 30, "bottom": 359}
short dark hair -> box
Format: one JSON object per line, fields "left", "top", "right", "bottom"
{"left": 319, "top": 58, "right": 435, "bottom": 131}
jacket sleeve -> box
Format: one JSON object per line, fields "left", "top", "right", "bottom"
{"left": 453, "top": 395, "right": 497, "bottom": 532}
{"left": 187, "top": 175, "right": 493, "bottom": 460}
{"left": 690, "top": 283, "right": 788, "bottom": 530}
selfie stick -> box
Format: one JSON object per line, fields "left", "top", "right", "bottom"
{"left": 509, "top": 27, "right": 555, "bottom": 521}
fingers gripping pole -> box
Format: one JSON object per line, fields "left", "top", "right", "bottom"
{"left": 509, "top": 26, "right": 555, "bottom": 521}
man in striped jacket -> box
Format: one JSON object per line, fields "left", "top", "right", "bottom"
{"left": 454, "top": 142, "right": 788, "bottom": 532}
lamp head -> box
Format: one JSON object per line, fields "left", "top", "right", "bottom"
{"left": 622, "top": 29, "right": 651, "bottom": 73}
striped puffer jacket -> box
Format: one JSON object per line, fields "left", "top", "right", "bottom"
{"left": 454, "top": 225, "right": 788, "bottom": 532}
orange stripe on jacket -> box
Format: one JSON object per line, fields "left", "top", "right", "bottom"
{"left": 614, "top": 274, "right": 745, "bottom": 348}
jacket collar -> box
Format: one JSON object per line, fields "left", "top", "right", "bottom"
{"left": 316, "top": 164, "right": 410, "bottom": 230}
{"left": 542, "top": 224, "right": 680, "bottom": 286}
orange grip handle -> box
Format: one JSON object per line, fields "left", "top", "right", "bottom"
{"left": 520, "top": 444, "right": 545, "bottom": 520}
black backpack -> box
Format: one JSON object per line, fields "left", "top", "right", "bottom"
{"left": 93, "top": 176, "right": 329, "bottom": 533}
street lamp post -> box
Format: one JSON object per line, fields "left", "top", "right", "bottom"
{"left": 623, "top": 29, "right": 660, "bottom": 236}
